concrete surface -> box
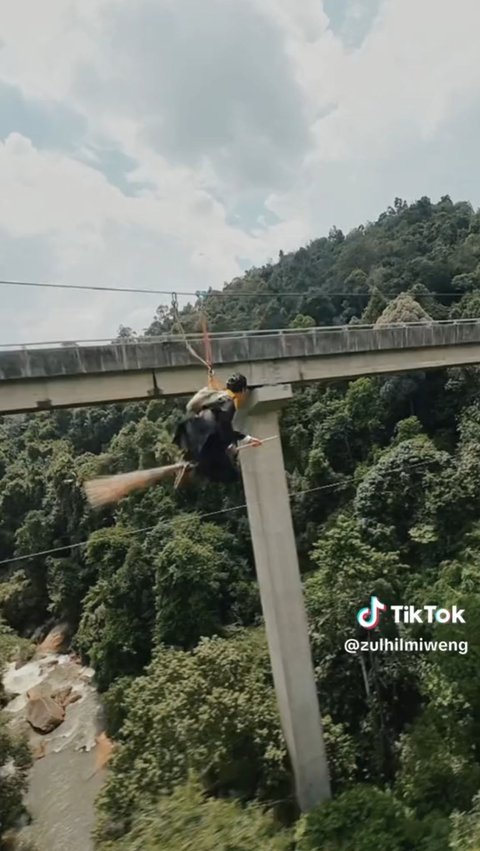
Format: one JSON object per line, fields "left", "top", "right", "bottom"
{"left": 2, "top": 321, "right": 480, "bottom": 414}
{"left": 239, "top": 385, "right": 331, "bottom": 810}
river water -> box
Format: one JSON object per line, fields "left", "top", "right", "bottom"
{"left": 3, "top": 652, "right": 107, "bottom": 851}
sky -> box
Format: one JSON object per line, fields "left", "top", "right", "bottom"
{"left": 1, "top": 0, "right": 480, "bottom": 344}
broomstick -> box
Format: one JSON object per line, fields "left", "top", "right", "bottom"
{"left": 83, "top": 437, "right": 279, "bottom": 509}
{"left": 83, "top": 463, "right": 190, "bottom": 508}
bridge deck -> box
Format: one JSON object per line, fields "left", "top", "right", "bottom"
{"left": 1, "top": 320, "right": 480, "bottom": 414}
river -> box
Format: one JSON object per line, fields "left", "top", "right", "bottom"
{"left": 3, "top": 650, "right": 107, "bottom": 851}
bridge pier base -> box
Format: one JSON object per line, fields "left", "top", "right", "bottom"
{"left": 238, "top": 383, "right": 331, "bottom": 812}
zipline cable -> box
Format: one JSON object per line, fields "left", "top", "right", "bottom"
{"left": 0, "top": 278, "right": 470, "bottom": 299}
{"left": 0, "top": 458, "right": 439, "bottom": 566}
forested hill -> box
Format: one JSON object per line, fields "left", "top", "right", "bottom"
{"left": 145, "top": 193, "right": 480, "bottom": 336}
{"left": 3, "top": 195, "right": 480, "bottom": 849}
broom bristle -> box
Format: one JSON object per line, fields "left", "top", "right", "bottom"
{"left": 84, "top": 464, "right": 186, "bottom": 508}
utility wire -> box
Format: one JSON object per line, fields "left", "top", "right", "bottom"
{"left": 0, "top": 278, "right": 469, "bottom": 299}
{"left": 0, "top": 458, "right": 438, "bottom": 567}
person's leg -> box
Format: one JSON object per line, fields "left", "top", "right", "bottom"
{"left": 175, "top": 420, "right": 239, "bottom": 485}
{"left": 173, "top": 415, "right": 215, "bottom": 464}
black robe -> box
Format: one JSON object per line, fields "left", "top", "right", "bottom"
{"left": 173, "top": 394, "right": 245, "bottom": 483}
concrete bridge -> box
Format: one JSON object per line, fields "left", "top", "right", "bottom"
{"left": 2, "top": 318, "right": 480, "bottom": 415}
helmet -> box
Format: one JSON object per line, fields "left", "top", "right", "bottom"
{"left": 226, "top": 373, "right": 247, "bottom": 393}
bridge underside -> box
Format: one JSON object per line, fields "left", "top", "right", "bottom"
{"left": 1, "top": 343, "right": 480, "bottom": 415}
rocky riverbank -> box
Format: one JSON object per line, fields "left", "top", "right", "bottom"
{"left": 3, "top": 629, "right": 109, "bottom": 851}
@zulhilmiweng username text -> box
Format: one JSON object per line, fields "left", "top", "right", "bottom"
{"left": 345, "top": 596, "right": 469, "bottom": 655}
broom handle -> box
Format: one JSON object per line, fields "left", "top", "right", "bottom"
{"left": 236, "top": 435, "right": 279, "bottom": 451}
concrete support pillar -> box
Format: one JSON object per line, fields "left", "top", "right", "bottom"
{"left": 238, "top": 384, "right": 331, "bottom": 811}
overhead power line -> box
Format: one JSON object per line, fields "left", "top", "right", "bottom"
{"left": 0, "top": 458, "right": 438, "bottom": 567}
{"left": 0, "top": 278, "right": 469, "bottom": 299}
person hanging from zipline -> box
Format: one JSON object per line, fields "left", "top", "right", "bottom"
{"left": 173, "top": 372, "right": 262, "bottom": 485}
{"left": 83, "top": 302, "right": 273, "bottom": 507}
{"left": 83, "top": 373, "right": 264, "bottom": 507}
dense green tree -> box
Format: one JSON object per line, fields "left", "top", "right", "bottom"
{"left": 96, "top": 779, "right": 292, "bottom": 850}
{"left": 154, "top": 515, "right": 258, "bottom": 648}
{"left": 289, "top": 313, "right": 316, "bottom": 329}
{"left": 361, "top": 286, "right": 387, "bottom": 324}
{"left": 96, "top": 630, "right": 355, "bottom": 838}
{"left": 395, "top": 701, "right": 480, "bottom": 816}
{"left": 75, "top": 537, "right": 156, "bottom": 690}
{"left": 353, "top": 437, "right": 451, "bottom": 551}
{"left": 0, "top": 625, "right": 33, "bottom": 844}
{"left": 95, "top": 631, "right": 291, "bottom": 834}
{"left": 0, "top": 716, "right": 32, "bottom": 840}
{"left": 305, "top": 516, "right": 420, "bottom": 782}
{"left": 375, "top": 293, "right": 432, "bottom": 325}
{"left": 450, "top": 793, "right": 480, "bottom": 850}
{"left": 295, "top": 786, "right": 422, "bottom": 851}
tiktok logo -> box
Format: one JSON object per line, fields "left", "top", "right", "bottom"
{"left": 357, "top": 596, "right": 388, "bottom": 630}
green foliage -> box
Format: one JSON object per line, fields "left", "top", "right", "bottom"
{"left": 0, "top": 714, "right": 32, "bottom": 836}
{"left": 0, "top": 575, "right": 33, "bottom": 636}
{"left": 354, "top": 437, "right": 451, "bottom": 550}
{"left": 289, "top": 314, "right": 316, "bottom": 329}
{"left": 0, "top": 623, "right": 33, "bottom": 842}
{"left": 306, "top": 516, "right": 404, "bottom": 647}
{"left": 393, "top": 416, "right": 424, "bottom": 444}
{"left": 450, "top": 793, "right": 480, "bottom": 850}
{"left": 395, "top": 702, "right": 480, "bottom": 816}
{"left": 95, "top": 630, "right": 290, "bottom": 835}
{"left": 75, "top": 539, "right": 156, "bottom": 691}
{"left": 344, "top": 378, "right": 385, "bottom": 439}
{"left": 154, "top": 515, "right": 257, "bottom": 648}
{"left": 375, "top": 293, "right": 432, "bottom": 325}
{"left": 451, "top": 291, "right": 480, "bottom": 319}
{"left": 0, "top": 619, "right": 33, "bottom": 674}
{"left": 361, "top": 287, "right": 387, "bottom": 323}
{"left": 305, "top": 516, "right": 419, "bottom": 782}
{"left": 295, "top": 786, "right": 419, "bottom": 851}
{"left": 96, "top": 779, "right": 292, "bottom": 850}
{"left": 97, "top": 628, "right": 357, "bottom": 837}
{"left": 46, "top": 556, "right": 92, "bottom": 623}
{"left": 102, "top": 676, "right": 135, "bottom": 738}
{"left": 0, "top": 619, "right": 34, "bottom": 708}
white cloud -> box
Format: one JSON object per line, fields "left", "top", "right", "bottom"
{"left": 310, "top": 0, "right": 480, "bottom": 162}
{"left": 1, "top": 0, "right": 480, "bottom": 344}
{"left": 0, "top": 130, "right": 309, "bottom": 342}
{"left": 0, "top": 0, "right": 102, "bottom": 101}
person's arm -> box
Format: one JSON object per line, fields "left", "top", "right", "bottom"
{"left": 233, "top": 431, "right": 262, "bottom": 447}
{"left": 218, "top": 397, "right": 261, "bottom": 447}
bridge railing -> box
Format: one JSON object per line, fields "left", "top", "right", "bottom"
{"left": 1, "top": 317, "right": 479, "bottom": 351}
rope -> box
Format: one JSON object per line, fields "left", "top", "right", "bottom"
{"left": 201, "top": 313, "right": 224, "bottom": 390}
{"left": 201, "top": 313, "right": 214, "bottom": 372}
{"left": 170, "top": 293, "right": 211, "bottom": 371}
{"left": 171, "top": 294, "right": 223, "bottom": 390}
